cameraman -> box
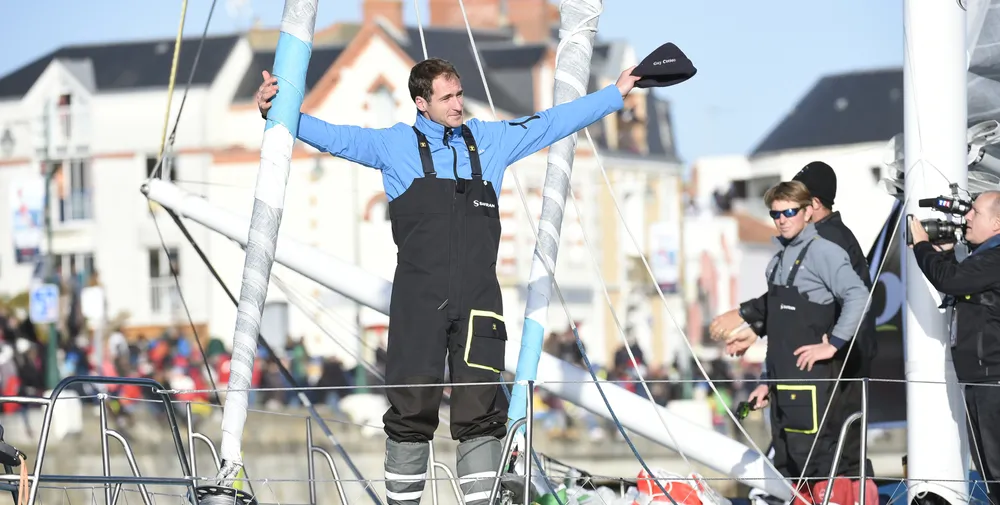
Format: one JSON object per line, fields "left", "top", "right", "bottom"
{"left": 909, "top": 190, "right": 1000, "bottom": 503}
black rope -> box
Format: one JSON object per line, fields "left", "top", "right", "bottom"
{"left": 148, "top": 205, "right": 223, "bottom": 407}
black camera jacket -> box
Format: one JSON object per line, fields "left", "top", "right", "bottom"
{"left": 914, "top": 240, "right": 1000, "bottom": 383}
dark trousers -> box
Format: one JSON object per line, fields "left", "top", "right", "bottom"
{"left": 382, "top": 312, "right": 509, "bottom": 443}
{"left": 966, "top": 383, "right": 1000, "bottom": 504}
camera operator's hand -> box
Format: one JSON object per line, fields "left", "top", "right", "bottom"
{"left": 908, "top": 215, "right": 929, "bottom": 248}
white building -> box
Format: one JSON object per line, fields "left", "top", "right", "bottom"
{"left": 737, "top": 68, "right": 903, "bottom": 252}
{"left": 0, "top": 0, "right": 685, "bottom": 370}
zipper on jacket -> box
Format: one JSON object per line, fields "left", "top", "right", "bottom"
{"left": 448, "top": 141, "right": 462, "bottom": 316}
{"left": 443, "top": 127, "right": 460, "bottom": 317}
{"left": 978, "top": 324, "right": 985, "bottom": 367}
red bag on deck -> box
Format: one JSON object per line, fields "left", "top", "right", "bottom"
{"left": 791, "top": 477, "right": 878, "bottom": 505}
{"left": 852, "top": 479, "right": 879, "bottom": 505}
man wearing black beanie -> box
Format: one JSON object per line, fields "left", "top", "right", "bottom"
{"left": 793, "top": 161, "right": 838, "bottom": 209}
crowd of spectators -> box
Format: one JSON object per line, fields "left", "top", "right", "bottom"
{"left": 0, "top": 304, "right": 760, "bottom": 441}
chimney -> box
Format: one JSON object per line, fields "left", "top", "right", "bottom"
{"left": 429, "top": 0, "right": 500, "bottom": 29}
{"left": 507, "top": 0, "right": 550, "bottom": 42}
{"left": 363, "top": 0, "right": 404, "bottom": 29}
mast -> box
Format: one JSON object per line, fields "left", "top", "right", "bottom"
{"left": 506, "top": 0, "right": 601, "bottom": 433}
{"left": 142, "top": 178, "right": 794, "bottom": 500}
{"left": 216, "top": 0, "right": 319, "bottom": 483}
{"left": 902, "top": 0, "right": 970, "bottom": 502}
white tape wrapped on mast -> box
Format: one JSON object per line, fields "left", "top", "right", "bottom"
{"left": 216, "top": 0, "right": 319, "bottom": 482}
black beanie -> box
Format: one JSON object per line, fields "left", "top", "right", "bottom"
{"left": 631, "top": 42, "right": 697, "bottom": 88}
{"left": 792, "top": 161, "right": 837, "bottom": 208}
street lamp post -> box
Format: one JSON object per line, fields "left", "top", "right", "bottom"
{"left": 36, "top": 105, "right": 61, "bottom": 390}
{"left": 43, "top": 161, "right": 60, "bottom": 389}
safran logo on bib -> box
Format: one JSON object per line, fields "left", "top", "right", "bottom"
{"left": 473, "top": 200, "right": 496, "bottom": 208}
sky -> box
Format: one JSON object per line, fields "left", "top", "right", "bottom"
{"left": 1, "top": 0, "right": 903, "bottom": 165}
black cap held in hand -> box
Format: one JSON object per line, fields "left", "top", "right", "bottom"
{"left": 631, "top": 42, "right": 697, "bottom": 88}
{"left": 793, "top": 161, "right": 838, "bottom": 209}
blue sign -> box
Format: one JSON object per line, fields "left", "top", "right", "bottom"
{"left": 29, "top": 283, "right": 59, "bottom": 324}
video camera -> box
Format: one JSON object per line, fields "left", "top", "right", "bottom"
{"left": 905, "top": 192, "right": 971, "bottom": 246}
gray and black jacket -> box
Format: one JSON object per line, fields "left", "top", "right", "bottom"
{"left": 741, "top": 211, "right": 877, "bottom": 379}
{"left": 760, "top": 223, "right": 870, "bottom": 349}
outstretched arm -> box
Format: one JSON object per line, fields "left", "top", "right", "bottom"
{"left": 297, "top": 114, "right": 392, "bottom": 170}
{"left": 475, "top": 67, "right": 640, "bottom": 166}
{"left": 257, "top": 70, "right": 391, "bottom": 170}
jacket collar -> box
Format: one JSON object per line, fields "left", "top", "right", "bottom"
{"left": 814, "top": 210, "right": 844, "bottom": 228}
{"left": 969, "top": 232, "right": 1000, "bottom": 257}
{"left": 415, "top": 112, "right": 459, "bottom": 145}
{"left": 773, "top": 222, "right": 818, "bottom": 248}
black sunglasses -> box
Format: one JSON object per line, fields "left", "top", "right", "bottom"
{"left": 769, "top": 207, "right": 804, "bottom": 220}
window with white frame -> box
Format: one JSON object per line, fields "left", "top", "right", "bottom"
{"left": 52, "top": 252, "right": 95, "bottom": 286}
{"left": 146, "top": 154, "right": 178, "bottom": 182}
{"left": 370, "top": 85, "right": 396, "bottom": 128}
{"left": 49, "top": 158, "right": 93, "bottom": 223}
{"left": 57, "top": 93, "right": 72, "bottom": 141}
{"left": 149, "top": 247, "right": 181, "bottom": 314}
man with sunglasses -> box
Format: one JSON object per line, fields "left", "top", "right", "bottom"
{"left": 746, "top": 181, "right": 875, "bottom": 504}
{"left": 710, "top": 162, "right": 877, "bottom": 377}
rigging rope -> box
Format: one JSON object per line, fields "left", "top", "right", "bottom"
{"left": 157, "top": 0, "right": 188, "bottom": 159}
{"left": 271, "top": 273, "right": 385, "bottom": 381}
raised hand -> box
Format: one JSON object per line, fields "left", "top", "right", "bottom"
{"left": 616, "top": 65, "right": 641, "bottom": 98}
{"left": 257, "top": 70, "right": 279, "bottom": 119}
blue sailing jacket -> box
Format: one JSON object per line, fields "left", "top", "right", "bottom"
{"left": 296, "top": 84, "right": 625, "bottom": 201}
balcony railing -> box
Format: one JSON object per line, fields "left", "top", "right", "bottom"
{"left": 59, "top": 190, "right": 93, "bottom": 223}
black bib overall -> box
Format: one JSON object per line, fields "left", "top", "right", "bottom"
{"left": 381, "top": 125, "right": 509, "bottom": 444}
{"left": 765, "top": 238, "right": 867, "bottom": 481}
